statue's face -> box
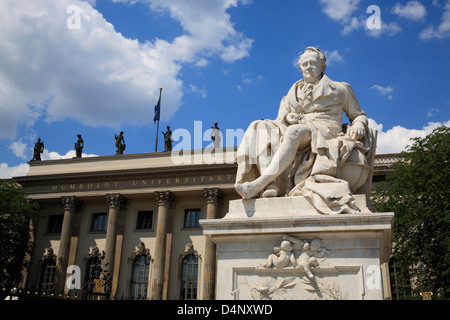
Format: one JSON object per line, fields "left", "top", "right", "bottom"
{"left": 299, "top": 52, "right": 323, "bottom": 81}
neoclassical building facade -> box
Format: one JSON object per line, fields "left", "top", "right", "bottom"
{"left": 15, "top": 147, "right": 397, "bottom": 300}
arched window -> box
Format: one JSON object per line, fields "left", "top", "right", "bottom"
{"left": 40, "top": 259, "right": 56, "bottom": 295}
{"left": 130, "top": 255, "right": 150, "bottom": 299}
{"left": 180, "top": 254, "right": 199, "bottom": 300}
{"left": 179, "top": 243, "right": 200, "bottom": 300}
{"left": 39, "top": 247, "right": 56, "bottom": 296}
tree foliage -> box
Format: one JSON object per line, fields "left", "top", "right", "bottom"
{"left": 0, "top": 179, "right": 41, "bottom": 292}
{"left": 372, "top": 126, "right": 450, "bottom": 298}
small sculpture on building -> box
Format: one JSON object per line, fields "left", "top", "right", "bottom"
{"left": 162, "top": 126, "right": 173, "bottom": 151}
{"left": 260, "top": 240, "right": 296, "bottom": 269}
{"left": 260, "top": 235, "right": 330, "bottom": 281}
{"left": 41, "top": 247, "right": 56, "bottom": 261}
{"left": 74, "top": 134, "right": 84, "bottom": 158}
{"left": 131, "top": 241, "right": 151, "bottom": 260}
{"left": 115, "top": 131, "right": 126, "bottom": 155}
{"left": 294, "top": 238, "right": 329, "bottom": 280}
{"left": 211, "top": 122, "right": 221, "bottom": 149}
{"left": 31, "top": 138, "right": 44, "bottom": 161}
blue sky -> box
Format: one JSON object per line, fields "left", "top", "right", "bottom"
{"left": 0, "top": 0, "right": 449, "bottom": 178}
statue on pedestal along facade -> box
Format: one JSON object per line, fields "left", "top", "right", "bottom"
{"left": 163, "top": 126, "right": 173, "bottom": 151}
{"left": 75, "top": 134, "right": 84, "bottom": 158}
{"left": 31, "top": 138, "right": 44, "bottom": 161}
{"left": 234, "top": 47, "right": 376, "bottom": 214}
{"left": 115, "top": 131, "right": 126, "bottom": 155}
{"left": 211, "top": 122, "right": 221, "bottom": 149}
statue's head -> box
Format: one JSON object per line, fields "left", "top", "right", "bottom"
{"left": 309, "top": 238, "right": 322, "bottom": 251}
{"left": 280, "top": 240, "right": 293, "bottom": 252}
{"left": 298, "top": 47, "right": 327, "bottom": 80}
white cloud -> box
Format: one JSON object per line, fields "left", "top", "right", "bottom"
{"left": 392, "top": 1, "right": 427, "bottom": 21}
{"left": 195, "top": 58, "right": 210, "bottom": 67}
{"left": 323, "top": 49, "right": 344, "bottom": 65}
{"left": 342, "top": 16, "right": 364, "bottom": 34}
{"left": 370, "top": 85, "right": 394, "bottom": 100}
{"left": 342, "top": 14, "right": 401, "bottom": 38}
{"left": 132, "top": 0, "right": 253, "bottom": 63}
{"left": 369, "top": 118, "right": 450, "bottom": 154}
{"left": 41, "top": 149, "right": 98, "bottom": 161}
{"left": 366, "top": 21, "right": 402, "bottom": 38}
{"left": 237, "top": 73, "right": 264, "bottom": 90}
{"left": 189, "top": 84, "right": 207, "bottom": 99}
{"left": 0, "top": 0, "right": 252, "bottom": 139}
{"left": 0, "top": 148, "right": 98, "bottom": 179}
{"left": 0, "top": 163, "right": 30, "bottom": 179}
{"left": 420, "top": 0, "right": 450, "bottom": 39}
{"left": 319, "top": 0, "right": 361, "bottom": 21}
{"left": 319, "top": 1, "right": 401, "bottom": 37}
{"left": 220, "top": 36, "right": 253, "bottom": 62}
{"left": 8, "top": 140, "right": 28, "bottom": 160}
{"left": 242, "top": 74, "right": 264, "bottom": 86}
{"left": 427, "top": 108, "right": 441, "bottom": 118}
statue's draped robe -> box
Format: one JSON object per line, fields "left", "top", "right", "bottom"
{"left": 236, "top": 75, "right": 374, "bottom": 214}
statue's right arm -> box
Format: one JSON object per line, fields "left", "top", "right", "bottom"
{"left": 276, "top": 81, "right": 301, "bottom": 125}
{"left": 276, "top": 96, "right": 291, "bottom": 125}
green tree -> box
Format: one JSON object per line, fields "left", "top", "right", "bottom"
{"left": 372, "top": 126, "right": 450, "bottom": 299}
{"left": 0, "top": 179, "right": 41, "bottom": 294}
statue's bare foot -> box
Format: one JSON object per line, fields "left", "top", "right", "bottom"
{"left": 262, "top": 184, "right": 278, "bottom": 198}
{"left": 234, "top": 182, "right": 260, "bottom": 199}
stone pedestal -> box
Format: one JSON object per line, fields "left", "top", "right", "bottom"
{"left": 200, "top": 196, "right": 394, "bottom": 300}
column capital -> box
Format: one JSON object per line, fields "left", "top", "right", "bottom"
{"left": 106, "top": 193, "right": 127, "bottom": 210}
{"left": 155, "top": 191, "right": 175, "bottom": 207}
{"left": 204, "top": 188, "right": 223, "bottom": 205}
{"left": 61, "top": 195, "right": 81, "bottom": 212}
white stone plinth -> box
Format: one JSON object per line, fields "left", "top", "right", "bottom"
{"left": 200, "top": 197, "right": 394, "bottom": 300}
{"left": 224, "top": 195, "right": 371, "bottom": 219}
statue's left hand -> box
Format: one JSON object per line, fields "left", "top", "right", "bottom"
{"left": 285, "top": 112, "right": 300, "bottom": 125}
{"left": 348, "top": 121, "right": 365, "bottom": 140}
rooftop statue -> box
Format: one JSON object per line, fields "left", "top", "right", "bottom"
{"left": 211, "top": 122, "right": 221, "bottom": 149}
{"left": 31, "top": 138, "right": 44, "bottom": 161}
{"left": 115, "top": 131, "right": 126, "bottom": 155}
{"left": 234, "top": 47, "right": 376, "bottom": 214}
{"left": 75, "top": 134, "right": 84, "bottom": 158}
{"left": 163, "top": 126, "right": 173, "bottom": 152}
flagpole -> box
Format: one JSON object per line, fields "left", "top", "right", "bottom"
{"left": 155, "top": 88, "right": 162, "bottom": 152}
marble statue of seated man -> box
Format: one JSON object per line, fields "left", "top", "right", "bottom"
{"left": 235, "top": 47, "right": 375, "bottom": 214}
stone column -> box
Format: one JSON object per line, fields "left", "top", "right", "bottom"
{"left": 150, "top": 191, "right": 175, "bottom": 300}
{"left": 202, "top": 188, "right": 223, "bottom": 300}
{"left": 55, "top": 196, "right": 78, "bottom": 294}
{"left": 104, "top": 193, "right": 125, "bottom": 291}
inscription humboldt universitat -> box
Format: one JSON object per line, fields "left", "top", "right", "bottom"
{"left": 48, "top": 174, "right": 236, "bottom": 193}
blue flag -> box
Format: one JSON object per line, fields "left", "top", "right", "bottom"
{"left": 153, "top": 97, "right": 160, "bottom": 123}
